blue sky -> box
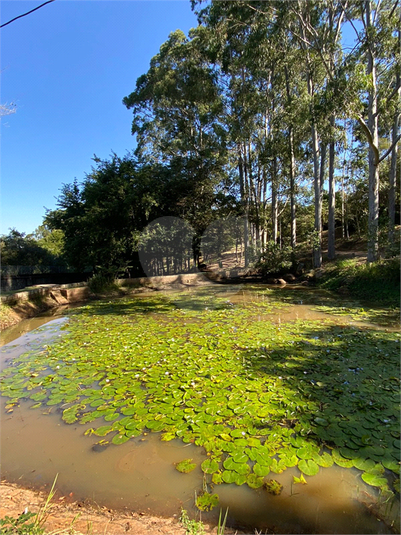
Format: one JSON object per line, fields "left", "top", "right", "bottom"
{"left": 0, "top": 0, "right": 198, "bottom": 235}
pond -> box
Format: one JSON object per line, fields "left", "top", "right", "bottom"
{"left": 1, "top": 284, "right": 400, "bottom": 534}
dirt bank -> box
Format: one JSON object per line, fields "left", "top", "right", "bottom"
{"left": 0, "top": 286, "right": 90, "bottom": 331}
{"left": 0, "top": 480, "right": 244, "bottom": 535}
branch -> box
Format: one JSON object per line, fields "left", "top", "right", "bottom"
{"left": 373, "top": 0, "right": 382, "bottom": 25}
{"left": 356, "top": 115, "right": 380, "bottom": 165}
{"left": 388, "top": 0, "right": 399, "bottom": 20}
{"left": 1, "top": 0, "right": 56, "bottom": 29}
{"left": 378, "top": 132, "right": 401, "bottom": 163}
{"left": 334, "top": 2, "right": 347, "bottom": 45}
{"left": 386, "top": 80, "right": 401, "bottom": 104}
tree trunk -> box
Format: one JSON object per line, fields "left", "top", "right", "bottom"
{"left": 366, "top": 0, "right": 380, "bottom": 263}
{"left": 271, "top": 157, "right": 278, "bottom": 244}
{"left": 388, "top": 59, "right": 400, "bottom": 250}
{"left": 289, "top": 127, "right": 297, "bottom": 250}
{"left": 328, "top": 125, "right": 336, "bottom": 260}
{"left": 312, "top": 119, "right": 322, "bottom": 268}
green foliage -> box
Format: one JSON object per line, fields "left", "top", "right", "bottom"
{"left": 33, "top": 225, "right": 66, "bottom": 259}
{"left": 0, "top": 512, "right": 44, "bottom": 535}
{"left": 196, "top": 492, "right": 219, "bottom": 512}
{"left": 175, "top": 459, "right": 197, "bottom": 473}
{"left": 264, "top": 479, "right": 283, "bottom": 495}
{"left": 87, "top": 274, "right": 120, "bottom": 295}
{"left": 256, "top": 241, "right": 293, "bottom": 276}
{"left": 180, "top": 509, "right": 205, "bottom": 535}
{"left": 318, "top": 257, "right": 400, "bottom": 307}
{"left": 0, "top": 228, "right": 67, "bottom": 270}
{"left": 217, "top": 508, "right": 229, "bottom": 535}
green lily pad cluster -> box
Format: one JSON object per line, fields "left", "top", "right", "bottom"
{"left": 312, "top": 304, "right": 400, "bottom": 326}
{"left": 1, "top": 289, "right": 399, "bottom": 498}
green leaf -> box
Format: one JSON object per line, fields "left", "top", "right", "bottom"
{"left": 361, "top": 472, "right": 388, "bottom": 488}
{"left": 298, "top": 459, "right": 319, "bottom": 476}
{"left": 112, "top": 433, "right": 129, "bottom": 445}
{"left": 175, "top": 459, "right": 196, "bottom": 473}
{"left": 93, "top": 425, "right": 114, "bottom": 437}
{"left": 253, "top": 463, "right": 271, "bottom": 477}
{"left": 315, "top": 452, "right": 333, "bottom": 468}
{"left": 196, "top": 492, "right": 219, "bottom": 512}
{"left": 201, "top": 459, "right": 219, "bottom": 474}
{"left": 382, "top": 458, "right": 400, "bottom": 474}
{"left": 293, "top": 473, "right": 307, "bottom": 485}
{"left": 352, "top": 458, "right": 376, "bottom": 472}
{"left": 222, "top": 470, "right": 236, "bottom": 484}
{"left": 247, "top": 474, "right": 264, "bottom": 489}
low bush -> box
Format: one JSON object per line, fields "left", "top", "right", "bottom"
{"left": 87, "top": 273, "right": 120, "bottom": 294}
{"left": 256, "top": 241, "right": 293, "bottom": 277}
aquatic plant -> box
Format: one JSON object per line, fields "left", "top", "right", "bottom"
{"left": 264, "top": 479, "right": 283, "bottom": 495}
{"left": 196, "top": 491, "right": 219, "bottom": 511}
{"left": 217, "top": 507, "right": 229, "bottom": 535}
{"left": 175, "top": 459, "right": 197, "bottom": 473}
{"left": 0, "top": 288, "right": 399, "bottom": 500}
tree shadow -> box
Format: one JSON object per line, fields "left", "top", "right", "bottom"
{"left": 250, "top": 285, "right": 400, "bottom": 327}
{"left": 236, "top": 322, "right": 400, "bottom": 466}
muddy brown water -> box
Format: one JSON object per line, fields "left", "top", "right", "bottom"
{"left": 0, "top": 289, "right": 399, "bottom": 533}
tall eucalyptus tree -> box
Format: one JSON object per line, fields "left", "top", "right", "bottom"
{"left": 123, "top": 27, "right": 228, "bottom": 235}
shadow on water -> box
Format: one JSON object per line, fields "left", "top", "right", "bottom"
{"left": 258, "top": 285, "right": 400, "bottom": 327}
{"left": 236, "top": 323, "right": 399, "bottom": 455}
{"left": 69, "top": 286, "right": 243, "bottom": 317}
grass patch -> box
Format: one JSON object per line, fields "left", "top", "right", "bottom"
{"left": 318, "top": 257, "right": 400, "bottom": 307}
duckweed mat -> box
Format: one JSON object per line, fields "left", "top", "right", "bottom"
{"left": 1, "top": 288, "right": 400, "bottom": 508}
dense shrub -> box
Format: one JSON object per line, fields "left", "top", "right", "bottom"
{"left": 255, "top": 242, "right": 293, "bottom": 277}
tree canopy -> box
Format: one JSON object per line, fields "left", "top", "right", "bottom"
{"left": 38, "top": 0, "right": 400, "bottom": 275}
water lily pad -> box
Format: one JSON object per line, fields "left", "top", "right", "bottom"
{"left": 247, "top": 474, "right": 264, "bottom": 489}
{"left": 175, "top": 459, "right": 196, "bottom": 473}
{"left": 212, "top": 472, "right": 223, "bottom": 485}
{"left": 93, "top": 425, "right": 114, "bottom": 437}
{"left": 161, "top": 432, "right": 176, "bottom": 441}
{"left": 382, "top": 458, "right": 400, "bottom": 474}
{"left": 361, "top": 472, "right": 388, "bottom": 488}
{"left": 365, "top": 463, "right": 385, "bottom": 476}
{"left": 340, "top": 448, "right": 360, "bottom": 460}
{"left": 315, "top": 452, "right": 333, "bottom": 468}
{"left": 201, "top": 459, "right": 219, "bottom": 474}
{"left": 222, "top": 470, "right": 236, "bottom": 484}
{"left": 298, "top": 459, "right": 319, "bottom": 476}
{"left": 112, "top": 433, "right": 129, "bottom": 445}
{"left": 332, "top": 449, "right": 354, "bottom": 468}
{"left": 352, "top": 458, "right": 376, "bottom": 472}
{"left": 314, "top": 417, "right": 328, "bottom": 426}
{"left": 253, "top": 463, "right": 271, "bottom": 477}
